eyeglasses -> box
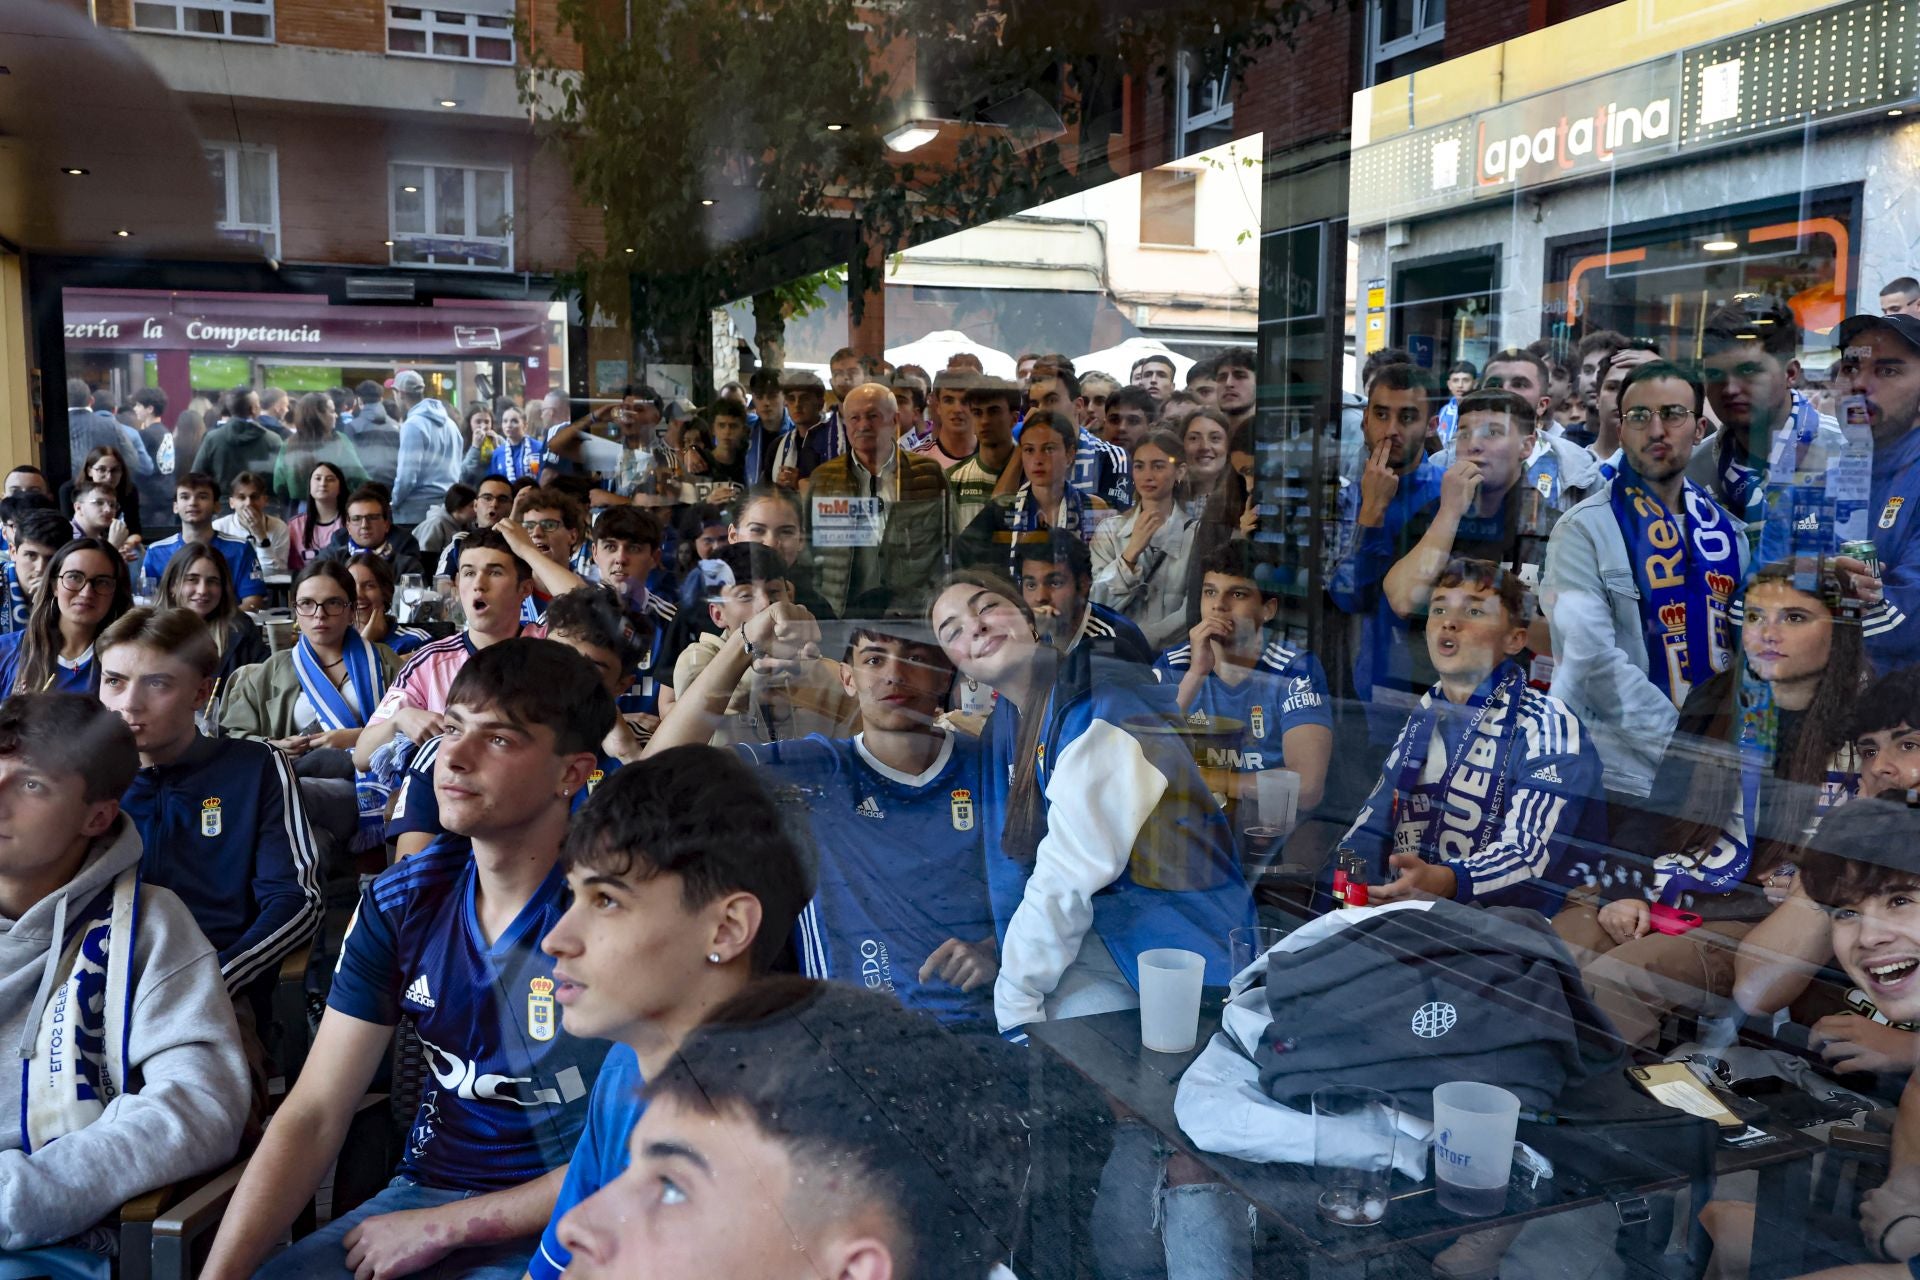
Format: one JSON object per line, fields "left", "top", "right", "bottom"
{"left": 521, "top": 519, "right": 565, "bottom": 534}
{"left": 295, "top": 598, "right": 351, "bottom": 617}
{"left": 346, "top": 513, "right": 385, "bottom": 525}
{"left": 58, "top": 571, "right": 118, "bottom": 595}
{"left": 1621, "top": 405, "right": 1697, "bottom": 427}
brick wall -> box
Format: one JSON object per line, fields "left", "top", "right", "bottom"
{"left": 193, "top": 106, "right": 600, "bottom": 272}
{"left": 95, "top": 0, "right": 582, "bottom": 67}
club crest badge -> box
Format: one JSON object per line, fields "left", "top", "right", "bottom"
{"left": 527, "top": 977, "right": 556, "bottom": 1042}
{"left": 1882, "top": 497, "right": 1905, "bottom": 530}
{"left": 950, "top": 788, "right": 975, "bottom": 832}
{"left": 200, "top": 798, "right": 222, "bottom": 838}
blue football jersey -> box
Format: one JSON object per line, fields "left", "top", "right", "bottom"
{"left": 737, "top": 732, "right": 997, "bottom": 1027}
{"left": 614, "top": 592, "right": 678, "bottom": 718}
{"left": 531, "top": 1044, "right": 644, "bottom": 1280}
{"left": 329, "top": 836, "right": 609, "bottom": 1191}
{"left": 1152, "top": 637, "right": 1333, "bottom": 774}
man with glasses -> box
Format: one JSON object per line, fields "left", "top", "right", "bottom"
{"left": 142, "top": 471, "right": 268, "bottom": 609}
{"left": 433, "top": 474, "right": 515, "bottom": 587}
{"left": 1542, "top": 361, "right": 1748, "bottom": 798}
{"left": 317, "top": 483, "right": 425, "bottom": 581}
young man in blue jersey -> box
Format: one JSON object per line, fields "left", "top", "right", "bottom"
{"left": 650, "top": 600, "right": 1001, "bottom": 1025}
{"left": 388, "top": 586, "right": 647, "bottom": 857}
{"left": 498, "top": 503, "right": 680, "bottom": 725}
{"left": 525, "top": 745, "right": 811, "bottom": 1280}
{"left": 96, "top": 608, "right": 322, "bottom": 1083}
{"left": 1328, "top": 557, "right": 1602, "bottom": 917}
{"left": 1155, "top": 542, "right": 1333, "bottom": 826}
{"left": 203, "top": 638, "right": 618, "bottom": 1280}
{"left": 553, "top": 980, "right": 1030, "bottom": 1280}
{"left": 1019, "top": 528, "right": 1154, "bottom": 664}
{"left": 141, "top": 471, "right": 267, "bottom": 608}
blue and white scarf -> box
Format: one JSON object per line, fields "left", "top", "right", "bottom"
{"left": 1720, "top": 391, "right": 1824, "bottom": 566}
{"left": 293, "top": 630, "right": 391, "bottom": 842}
{"left": 1610, "top": 465, "right": 1740, "bottom": 708}
{"left": 489, "top": 437, "right": 538, "bottom": 483}
{"left": 21, "top": 869, "right": 138, "bottom": 1153}
{"left": 2, "top": 561, "right": 28, "bottom": 635}
{"left": 1390, "top": 662, "right": 1527, "bottom": 865}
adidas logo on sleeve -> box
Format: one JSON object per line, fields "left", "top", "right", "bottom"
{"left": 404, "top": 974, "right": 437, "bottom": 1009}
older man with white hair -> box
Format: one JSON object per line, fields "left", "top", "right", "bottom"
{"left": 802, "top": 382, "right": 952, "bottom": 618}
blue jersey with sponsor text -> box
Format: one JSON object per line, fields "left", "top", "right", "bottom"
{"left": 1151, "top": 637, "right": 1333, "bottom": 774}
{"left": 328, "top": 835, "right": 608, "bottom": 1191}
{"left": 736, "top": 731, "right": 997, "bottom": 1027}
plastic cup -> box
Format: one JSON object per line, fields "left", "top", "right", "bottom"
{"left": 1137, "top": 948, "right": 1206, "bottom": 1053}
{"left": 1431, "top": 1082, "right": 1521, "bottom": 1217}
{"left": 1313, "top": 1085, "right": 1397, "bottom": 1227}
{"left": 1228, "top": 925, "right": 1288, "bottom": 977}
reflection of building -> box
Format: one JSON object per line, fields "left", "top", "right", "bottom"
{"left": 1349, "top": 0, "right": 1920, "bottom": 377}
{"left": 727, "top": 136, "right": 1264, "bottom": 369}
{"left": 62, "top": 288, "right": 562, "bottom": 416}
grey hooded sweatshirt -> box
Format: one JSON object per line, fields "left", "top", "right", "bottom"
{"left": 0, "top": 816, "right": 247, "bottom": 1251}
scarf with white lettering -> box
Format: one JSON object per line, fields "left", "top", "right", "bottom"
{"left": 1609, "top": 464, "right": 1740, "bottom": 708}
{"left": 20, "top": 868, "right": 138, "bottom": 1152}
{"left": 491, "top": 437, "right": 536, "bottom": 483}
{"left": 1390, "top": 662, "right": 1527, "bottom": 866}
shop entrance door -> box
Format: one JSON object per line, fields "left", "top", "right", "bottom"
{"left": 1391, "top": 250, "right": 1498, "bottom": 377}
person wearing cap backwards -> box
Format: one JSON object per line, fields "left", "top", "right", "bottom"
{"left": 648, "top": 599, "right": 1000, "bottom": 1030}
{"left": 388, "top": 369, "right": 464, "bottom": 528}
{"left": 1837, "top": 311, "right": 1920, "bottom": 669}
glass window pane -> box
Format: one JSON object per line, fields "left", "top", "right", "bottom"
{"left": 185, "top": 6, "right": 224, "bottom": 34}
{"left": 391, "top": 5, "right": 422, "bottom": 17}
{"left": 393, "top": 165, "right": 427, "bottom": 233}
{"left": 431, "top": 32, "right": 466, "bottom": 57}
{"left": 231, "top": 12, "right": 268, "bottom": 37}
{"left": 133, "top": 2, "right": 180, "bottom": 30}
{"left": 237, "top": 151, "right": 273, "bottom": 225}
{"left": 474, "top": 170, "right": 508, "bottom": 237}
{"left": 436, "top": 168, "right": 468, "bottom": 236}
{"left": 476, "top": 36, "right": 511, "bottom": 61}
{"left": 204, "top": 148, "right": 229, "bottom": 223}
{"left": 434, "top": 10, "right": 471, "bottom": 24}
{"left": 389, "top": 28, "right": 426, "bottom": 52}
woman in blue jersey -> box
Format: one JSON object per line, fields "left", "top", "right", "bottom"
{"left": 0, "top": 536, "right": 131, "bottom": 694}
{"left": 929, "top": 569, "right": 1253, "bottom": 1033}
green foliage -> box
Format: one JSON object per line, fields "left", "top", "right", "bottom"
{"left": 520, "top": 0, "right": 1329, "bottom": 318}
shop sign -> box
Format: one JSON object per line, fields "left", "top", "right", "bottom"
{"left": 1471, "top": 59, "right": 1678, "bottom": 191}
{"left": 60, "top": 288, "right": 548, "bottom": 358}
{"left": 1259, "top": 221, "right": 1326, "bottom": 325}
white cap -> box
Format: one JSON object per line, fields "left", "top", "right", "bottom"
{"left": 393, "top": 370, "right": 426, "bottom": 395}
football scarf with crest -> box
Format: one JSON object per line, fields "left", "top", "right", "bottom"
{"left": 1609, "top": 464, "right": 1740, "bottom": 708}
{"left": 1390, "top": 662, "right": 1528, "bottom": 866}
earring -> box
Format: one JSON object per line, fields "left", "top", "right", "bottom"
{"left": 707, "top": 952, "right": 722, "bottom": 964}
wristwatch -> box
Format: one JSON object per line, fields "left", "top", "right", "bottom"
{"left": 742, "top": 634, "right": 765, "bottom": 659}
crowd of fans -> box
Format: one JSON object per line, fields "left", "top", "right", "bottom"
{"left": 3, "top": 285, "right": 1920, "bottom": 1278}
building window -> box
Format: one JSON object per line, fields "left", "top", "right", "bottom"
{"left": 131, "top": 0, "right": 273, "bottom": 40}
{"left": 206, "top": 143, "right": 280, "bottom": 258}
{"left": 387, "top": 4, "right": 514, "bottom": 63}
{"left": 390, "top": 163, "right": 514, "bottom": 271}
{"left": 1140, "top": 168, "right": 1198, "bottom": 248}
{"left": 1174, "top": 49, "right": 1236, "bottom": 159}
{"left": 1366, "top": 0, "right": 1445, "bottom": 86}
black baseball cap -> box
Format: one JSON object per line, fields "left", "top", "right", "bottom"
{"left": 1835, "top": 312, "right": 1920, "bottom": 356}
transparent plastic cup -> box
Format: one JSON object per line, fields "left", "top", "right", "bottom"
{"left": 1432, "top": 1082, "right": 1520, "bottom": 1217}
{"left": 1137, "top": 948, "right": 1206, "bottom": 1053}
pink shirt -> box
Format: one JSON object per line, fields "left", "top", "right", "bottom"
{"left": 368, "top": 626, "right": 545, "bottom": 725}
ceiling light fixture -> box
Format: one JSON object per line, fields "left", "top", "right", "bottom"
{"left": 825, "top": 122, "right": 845, "bottom": 132}
{"left": 700, "top": 198, "right": 714, "bottom": 206}
{"left": 62, "top": 166, "right": 88, "bottom": 176}
{"left": 439, "top": 98, "right": 458, "bottom": 108}
{"left": 1702, "top": 238, "right": 1740, "bottom": 252}
{"left": 624, "top": 247, "right": 635, "bottom": 254}
{"left": 383, "top": 239, "right": 395, "bottom": 246}
{"left": 114, "top": 229, "right": 131, "bottom": 238}
{"left": 402, "top": 185, "right": 419, "bottom": 193}
{"left": 1892, "top": 108, "right": 1907, "bottom": 117}
{"left": 884, "top": 123, "right": 940, "bottom": 152}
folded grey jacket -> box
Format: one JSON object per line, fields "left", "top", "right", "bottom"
{"left": 1256, "top": 899, "right": 1624, "bottom": 1118}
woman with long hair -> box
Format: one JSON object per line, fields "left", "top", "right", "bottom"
{"left": 220, "top": 558, "right": 400, "bottom": 756}
{"left": 956, "top": 410, "right": 1110, "bottom": 576}
{"left": 461, "top": 401, "right": 539, "bottom": 484}
{"left": 1180, "top": 408, "right": 1233, "bottom": 514}
{"left": 273, "top": 391, "right": 369, "bottom": 507}
{"left": 158, "top": 540, "right": 269, "bottom": 685}
{"left": 927, "top": 568, "right": 1251, "bottom": 1030}
{"left": 0, "top": 537, "right": 133, "bottom": 693}
{"left": 287, "top": 461, "right": 349, "bottom": 574}
{"left": 1554, "top": 559, "right": 1871, "bottom": 1047}
{"left": 1090, "top": 429, "right": 1197, "bottom": 651}
{"left": 347, "top": 552, "right": 433, "bottom": 656}
{"left": 168, "top": 407, "right": 208, "bottom": 483}
{"left": 59, "top": 445, "right": 142, "bottom": 536}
